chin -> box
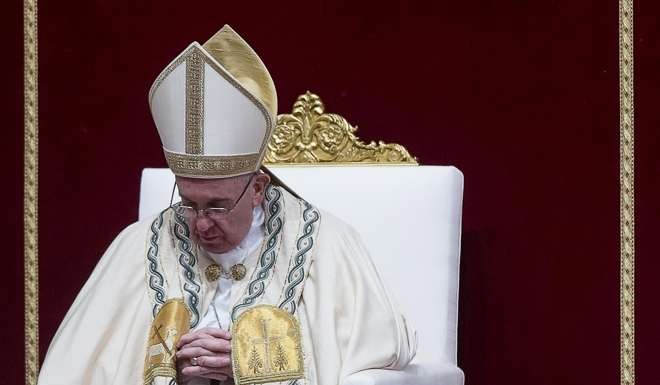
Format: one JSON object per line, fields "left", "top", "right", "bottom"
{"left": 194, "top": 234, "right": 228, "bottom": 253}
{"left": 199, "top": 240, "right": 233, "bottom": 254}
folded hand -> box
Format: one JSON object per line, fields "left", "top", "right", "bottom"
{"left": 176, "top": 327, "right": 233, "bottom": 382}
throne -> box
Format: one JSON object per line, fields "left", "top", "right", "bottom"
{"left": 139, "top": 92, "right": 465, "bottom": 385}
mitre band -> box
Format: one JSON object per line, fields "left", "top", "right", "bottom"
{"left": 163, "top": 150, "right": 261, "bottom": 178}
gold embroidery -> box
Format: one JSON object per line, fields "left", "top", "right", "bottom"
{"left": 232, "top": 305, "right": 304, "bottom": 385}
{"left": 148, "top": 43, "right": 274, "bottom": 158}
{"left": 143, "top": 299, "right": 191, "bottom": 385}
{"left": 185, "top": 49, "right": 205, "bottom": 154}
{"left": 202, "top": 25, "right": 277, "bottom": 120}
{"left": 264, "top": 92, "right": 417, "bottom": 164}
{"left": 164, "top": 150, "right": 260, "bottom": 177}
{"left": 198, "top": 46, "right": 274, "bottom": 158}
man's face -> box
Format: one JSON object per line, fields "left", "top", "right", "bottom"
{"left": 175, "top": 173, "right": 270, "bottom": 254}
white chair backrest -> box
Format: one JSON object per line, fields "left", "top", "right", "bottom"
{"left": 139, "top": 165, "right": 463, "bottom": 365}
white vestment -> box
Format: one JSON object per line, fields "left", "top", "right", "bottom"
{"left": 39, "top": 185, "right": 417, "bottom": 385}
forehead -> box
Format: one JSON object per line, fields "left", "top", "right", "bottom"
{"left": 176, "top": 176, "right": 244, "bottom": 200}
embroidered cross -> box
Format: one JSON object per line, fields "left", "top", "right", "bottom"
{"left": 151, "top": 325, "right": 173, "bottom": 357}
{"left": 250, "top": 318, "right": 283, "bottom": 373}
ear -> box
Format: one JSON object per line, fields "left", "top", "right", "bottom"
{"left": 251, "top": 173, "right": 271, "bottom": 207}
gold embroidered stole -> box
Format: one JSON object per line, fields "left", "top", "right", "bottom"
{"left": 142, "top": 185, "right": 321, "bottom": 385}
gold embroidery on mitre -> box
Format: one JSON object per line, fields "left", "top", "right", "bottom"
{"left": 185, "top": 48, "right": 205, "bottom": 154}
{"left": 143, "top": 299, "right": 191, "bottom": 385}
{"left": 232, "top": 305, "right": 304, "bottom": 385}
{"left": 149, "top": 26, "right": 277, "bottom": 180}
{"left": 164, "top": 150, "right": 260, "bottom": 178}
{"left": 202, "top": 25, "right": 278, "bottom": 120}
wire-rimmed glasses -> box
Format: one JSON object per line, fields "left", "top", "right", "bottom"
{"left": 169, "top": 173, "right": 255, "bottom": 220}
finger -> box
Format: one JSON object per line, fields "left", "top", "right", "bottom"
{"left": 177, "top": 331, "right": 208, "bottom": 348}
{"left": 185, "top": 337, "right": 231, "bottom": 353}
{"left": 177, "top": 328, "right": 231, "bottom": 348}
{"left": 182, "top": 365, "right": 232, "bottom": 378}
{"left": 195, "top": 327, "right": 232, "bottom": 339}
{"left": 181, "top": 368, "right": 228, "bottom": 382}
{"left": 177, "top": 335, "right": 220, "bottom": 351}
{"left": 181, "top": 328, "right": 231, "bottom": 342}
{"left": 176, "top": 346, "right": 215, "bottom": 359}
{"left": 188, "top": 365, "right": 233, "bottom": 376}
{"left": 195, "top": 355, "right": 232, "bottom": 369}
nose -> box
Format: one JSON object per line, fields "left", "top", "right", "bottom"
{"left": 195, "top": 216, "right": 214, "bottom": 232}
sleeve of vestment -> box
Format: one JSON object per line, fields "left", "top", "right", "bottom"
{"left": 301, "top": 213, "right": 417, "bottom": 383}
{"left": 38, "top": 221, "right": 153, "bottom": 385}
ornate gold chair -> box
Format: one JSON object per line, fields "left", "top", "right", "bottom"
{"left": 139, "top": 92, "right": 465, "bottom": 385}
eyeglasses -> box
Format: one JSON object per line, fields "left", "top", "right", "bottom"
{"left": 169, "top": 173, "right": 255, "bottom": 220}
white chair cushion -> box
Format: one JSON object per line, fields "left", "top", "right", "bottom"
{"left": 139, "top": 165, "right": 463, "bottom": 374}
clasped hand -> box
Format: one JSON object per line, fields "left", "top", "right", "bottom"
{"left": 176, "top": 327, "right": 233, "bottom": 383}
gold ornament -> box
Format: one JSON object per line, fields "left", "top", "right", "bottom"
{"left": 230, "top": 263, "right": 247, "bottom": 281}
{"left": 205, "top": 263, "right": 246, "bottom": 281}
{"left": 264, "top": 91, "right": 417, "bottom": 164}
{"left": 205, "top": 264, "right": 221, "bottom": 281}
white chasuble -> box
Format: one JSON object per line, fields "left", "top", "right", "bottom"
{"left": 38, "top": 185, "right": 417, "bottom": 385}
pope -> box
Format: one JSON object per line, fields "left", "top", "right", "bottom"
{"left": 38, "top": 25, "right": 417, "bottom": 385}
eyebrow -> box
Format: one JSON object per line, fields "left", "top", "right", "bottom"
{"left": 179, "top": 193, "right": 232, "bottom": 206}
{"left": 208, "top": 198, "right": 233, "bottom": 206}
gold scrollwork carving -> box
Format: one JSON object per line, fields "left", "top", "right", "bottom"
{"left": 264, "top": 92, "right": 417, "bottom": 165}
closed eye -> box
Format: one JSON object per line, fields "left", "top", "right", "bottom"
{"left": 208, "top": 199, "right": 233, "bottom": 208}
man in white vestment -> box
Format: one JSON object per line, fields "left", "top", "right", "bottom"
{"left": 38, "top": 25, "right": 417, "bottom": 385}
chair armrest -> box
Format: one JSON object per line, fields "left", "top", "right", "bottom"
{"left": 341, "top": 363, "right": 464, "bottom": 385}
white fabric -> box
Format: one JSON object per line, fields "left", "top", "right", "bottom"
{"left": 150, "top": 63, "right": 186, "bottom": 151}
{"left": 149, "top": 42, "right": 268, "bottom": 157}
{"left": 38, "top": 186, "right": 417, "bottom": 385}
{"left": 139, "top": 165, "right": 465, "bottom": 384}
{"left": 202, "top": 62, "right": 266, "bottom": 154}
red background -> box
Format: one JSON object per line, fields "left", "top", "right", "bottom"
{"left": 4, "top": 0, "right": 660, "bottom": 384}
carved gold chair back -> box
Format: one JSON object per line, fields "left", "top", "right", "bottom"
{"left": 264, "top": 92, "right": 417, "bottom": 165}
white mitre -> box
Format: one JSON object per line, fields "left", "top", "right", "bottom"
{"left": 148, "top": 25, "right": 277, "bottom": 178}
